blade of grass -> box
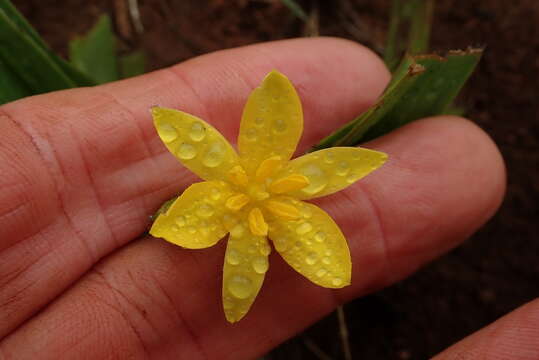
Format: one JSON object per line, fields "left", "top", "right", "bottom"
{"left": 0, "top": 0, "right": 96, "bottom": 87}
{"left": 119, "top": 50, "right": 146, "bottom": 79}
{"left": 0, "top": 9, "right": 79, "bottom": 92}
{"left": 311, "top": 48, "right": 483, "bottom": 150}
{"left": 0, "top": 59, "right": 32, "bottom": 104}
{"left": 69, "top": 15, "right": 119, "bottom": 84}
{"left": 279, "top": 0, "right": 308, "bottom": 21}
{"left": 383, "top": 0, "right": 405, "bottom": 70}
{"left": 407, "top": 0, "right": 435, "bottom": 55}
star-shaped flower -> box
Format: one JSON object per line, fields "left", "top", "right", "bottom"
{"left": 150, "top": 70, "right": 388, "bottom": 322}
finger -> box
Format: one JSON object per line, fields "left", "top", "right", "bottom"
{"left": 0, "top": 37, "right": 389, "bottom": 338}
{"left": 433, "top": 298, "right": 539, "bottom": 360}
{"left": 0, "top": 116, "right": 506, "bottom": 359}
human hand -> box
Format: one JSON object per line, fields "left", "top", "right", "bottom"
{"left": 0, "top": 38, "right": 530, "bottom": 359}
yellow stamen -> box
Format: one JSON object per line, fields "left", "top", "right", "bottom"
{"left": 265, "top": 200, "right": 300, "bottom": 220}
{"left": 269, "top": 174, "right": 310, "bottom": 194}
{"left": 255, "top": 156, "right": 282, "bottom": 180}
{"left": 225, "top": 193, "right": 250, "bottom": 211}
{"left": 228, "top": 165, "right": 249, "bottom": 186}
{"left": 248, "top": 207, "right": 268, "bottom": 236}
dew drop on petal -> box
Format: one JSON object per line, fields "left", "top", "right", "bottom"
{"left": 245, "top": 128, "right": 257, "bottom": 141}
{"left": 300, "top": 164, "right": 328, "bottom": 195}
{"left": 157, "top": 123, "right": 178, "bottom": 143}
{"left": 314, "top": 231, "right": 326, "bottom": 243}
{"left": 223, "top": 297, "right": 234, "bottom": 309}
{"left": 305, "top": 252, "right": 318, "bottom": 265}
{"left": 228, "top": 275, "right": 253, "bottom": 299}
{"left": 175, "top": 216, "right": 186, "bottom": 227}
{"left": 177, "top": 143, "right": 197, "bottom": 159}
{"left": 300, "top": 206, "right": 312, "bottom": 219}
{"left": 203, "top": 142, "right": 225, "bottom": 167}
{"left": 255, "top": 117, "right": 265, "bottom": 126}
{"left": 171, "top": 225, "right": 180, "bottom": 232}
{"left": 332, "top": 277, "right": 343, "bottom": 287}
{"left": 252, "top": 256, "right": 269, "bottom": 274}
{"left": 186, "top": 226, "right": 196, "bottom": 234}
{"left": 210, "top": 188, "right": 221, "bottom": 200}
{"left": 296, "top": 222, "right": 313, "bottom": 235}
{"left": 322, "top": 257, "right": 332, "bottom": 265}
{"left": 336, "top": 161, "right": 350, "bottom": 176}
{"left": 316, "top": 268, "right": 327, "bottom": 278}
{"left": 189, "top": 122, "right": 206, "bottom": 141}
{"left": 324, "top": 151, "right": 335, "bottom": 164}
{"left": 346, "top": 173, "right": 358, "bottom": 184}
{"left": 226, "top": 249, "right": 241, "bottom": 265}
{"left": 260, "top": 243, "right": 271, "bottom": 256}
{"left": 273, "top": 237, "right": 289, "bottom": 252}
{"left": 273, "top": 118, "right": 287, "bottom": 133}
{"left": 230, "top": 224, "right": 244, "bottom": 238}
{"left": 196, "top": 203, "right": 214, "bottom": 218}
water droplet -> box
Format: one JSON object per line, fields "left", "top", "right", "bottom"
{"left": 316, "top": 268, "right": 327, "bottom": 278}
{"left": 260, "top": 243, "right": 271, "bottom": 256}
{"left": 171, "top": 225, "right": 180, "bottom": 232}
{"left": 273, "top": 237, "right": 289, "bottom": 252}
{"left": 273, "top": 118, "right": 287, "bottom": 133}
{"left": 196, "top": 203, "right": 214, "bottom": 218}
{"left": 252, "top": 256, "right": 269, "bottom": 274}
{"left": 255, "top": 117, "right": 264, "bottom": 126}
{"left": 314, "top": 231, "right": 326, "bottom": 243}
{"left": 203, "top": 142, "right": 225, "bottom": 167}
{"left": 325, "top": 250, "right": 333, "bottom": 256}
{"left": 336, "top": 161, "right": 350, "bottom": 176}
{"left": 300, "top": 164, "right": 328, "bottom": 195}
{"left": 223, "top": 298, "right": 234, "bottom": 309}
{"left": 189, "top": 122, "right": 206, "bottom": 141}
{"left": 186, "top": 226, "right": 196, "bottom": 234}
{"left": 175, "top": 216, "right": 186, "bottom": 227}
{"left": 332, "top": 277, "right": 343, "bottom": 286}
{"left": 322, "top": 257, "right": 332, "bottom": 265}
{"left": 245, "top": 128, "right": 257, "bottom": 141}
{"left": 177, "top": 143, "right": 197, "bottom": 159}
{"left": 296, "top": 222, "right": 313, "bottom": 235}
{"left": 228, "top": 275, "right": 253, "bottom": 299}
{"left": 230, "top": 224, "right": 244, "bottom": 238}
{"left": 352, "top": 152, "right": 361, "bottom": 160}
{"left": 247, "top": 245, "right": 256, "bottom": 254}
{"left": 346, "top": 173, "right": 358, "bottom": 184}
{"left": 300, "top": 206, "right": 312, "bottom": 219}
{"left": 210, "top": 188, "right": 221, "bottom": 200}
{"left": 305, "top": 252, "right": 318, "bottom": 265}
{"left": 157, "top": 123, "right": 178, "bottom": 143}
{"left": 324, "top": 151, "right": 335, "bottom": 163}
{"left": 226, "top": 249, "right": 241, "bottom": 265}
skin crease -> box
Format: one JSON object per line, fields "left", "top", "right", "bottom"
{"left": 0, "top": 37, "right": 530, "bottom": 360}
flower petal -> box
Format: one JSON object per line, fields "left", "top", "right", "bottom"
{"left": 272, "top": 147, "right": 388, "bottom": 200}
{"left": 268, "top": 199, "right": 351, "bottom": 288}
{"left": 150, "top": 181, "right": 234, "bottom": 249}
{"left": 238, "top": 70, "right": 303, "bottom": 174}
{"left": 222, "top": 221, "right": 271, "bottom": 323}
{"left": 152, "top": 107, "right": 240, "bottom": 181}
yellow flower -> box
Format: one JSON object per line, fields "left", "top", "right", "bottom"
{"left": 150, "top": 70, "right": 388, "bottom": 323}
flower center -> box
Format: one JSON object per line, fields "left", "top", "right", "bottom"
{"left": 224, "top": 156, "right": 310, "bottom": 237}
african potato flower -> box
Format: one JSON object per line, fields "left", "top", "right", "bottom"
{"left": 150, "top": 70, "right": 388, "bottom": 323}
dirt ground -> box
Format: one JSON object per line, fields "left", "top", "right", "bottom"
{"left": 16, "top": 0, "right": 539, "bottom": 358}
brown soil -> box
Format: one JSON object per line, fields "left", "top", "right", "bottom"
{"left": 17, "top": 0, "right": 539, "bottom": 358}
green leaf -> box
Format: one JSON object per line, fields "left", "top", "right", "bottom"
{"left": 279, "top": 0, "right": 308, "bottom": 21}
{"left": 311, "top": 48, "right": 483, "bottom": 150}
{"left": 0, "top": 8, "right": 78, "bottom": 92}
{"left": 0, "top": 59, "right": 32, "bottom": 104}
{"left": 119, "top": 50, "right": 146, "bottom": 79}
{"left": 69, "top": 15, "right": 119, "bottom": 84}
{"left": 0, "top": 0, "right": 96, "bottom": 87}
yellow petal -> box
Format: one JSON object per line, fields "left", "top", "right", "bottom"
{"left": 238, "top": 70, "right": 303, "bottom": 174}
{"left": 255, "top": 156, "right": 282, "bottom": 181}
{"left": 273, "top": 147, "right": 388, "bottom": 199}
{"left": 150, "top": 181, "right": 233, "bottom": 249}
{"left": 268, "top": 199, "right": 351, "bottom": 288}
{"left": 152, "top": 107, "right": 239, "bottom": 181}
{"left": 264, "top": 199, "right": 300, "bottom": 220}
{"left": 228, "top": 165, "right": 249, "bottom": 186}
{"left": 222, "top": 221, "right": 271, "bottom": 323}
